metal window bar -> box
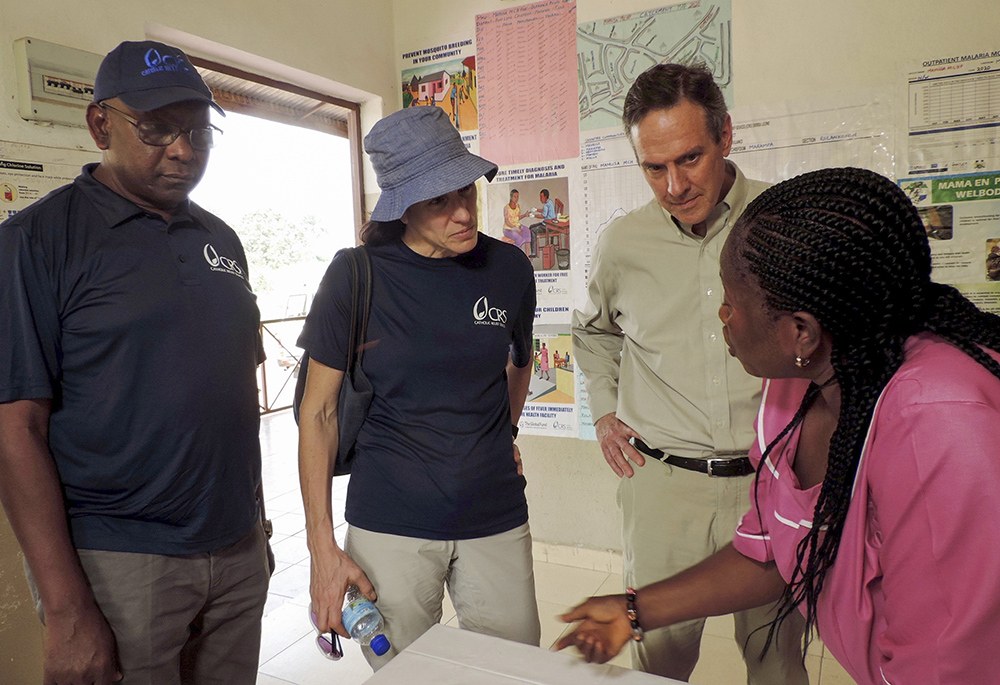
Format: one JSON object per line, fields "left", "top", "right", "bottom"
{"left": 258, "top": 315, "right": 306, "bottom": 415}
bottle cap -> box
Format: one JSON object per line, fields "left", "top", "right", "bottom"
{"left": 370, "top": 634, "right": 391, "bottom": 656}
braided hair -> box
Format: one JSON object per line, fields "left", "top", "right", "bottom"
{"left": 723, "top": 167, "right": 1000, "bottom": 651}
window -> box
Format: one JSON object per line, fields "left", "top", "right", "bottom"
{"left": 188, "top": 59, "right": 364, "bottom": 412}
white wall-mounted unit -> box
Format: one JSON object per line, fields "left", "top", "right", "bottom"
{"left": 13, "top": 37, "right": 103, "bottom": 128}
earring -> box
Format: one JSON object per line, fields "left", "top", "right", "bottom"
{"left": 795, "top": 356, "right": 811, "bottom": 368}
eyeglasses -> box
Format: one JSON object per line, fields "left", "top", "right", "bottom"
{"left": 309, "top": 608, "right": 343, "bottom": 660}
{"left": 99, "top": 102, "right": 222, "bottom": 151}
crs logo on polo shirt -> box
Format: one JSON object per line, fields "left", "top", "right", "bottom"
{"left": 203, "top": 243, "right": 245, "bottom": 279}
{"left": 473, "top": 295, "right": 507, "bottom": 327}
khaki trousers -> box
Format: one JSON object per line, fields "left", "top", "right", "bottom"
{"left": 28, "top": 522, "right": 271, "bottom": 685}
{"left": 620, "top": 457, "right": 809, "bottom": 684}
{"left": 345, "top": 522, "right": 541, "bottom": 671}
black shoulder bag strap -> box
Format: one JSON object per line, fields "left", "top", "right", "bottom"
{"left": 350, "top": 246, "right": 373, "bottom": 376}
{"left": 332, "top": 245, "right": 374, "bottom": 474}
{"left": 343, "top": 247, "right": 362, "bottom": 379}
{"left": 293, "top": 246, "right": 371, "bottom": 424}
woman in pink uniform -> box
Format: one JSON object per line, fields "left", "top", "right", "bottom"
{"left": 557, "top": 167, "right": 1000, "bottom": 685}
{"left": 536, "top": 342, "right": 550, "bottom": 381}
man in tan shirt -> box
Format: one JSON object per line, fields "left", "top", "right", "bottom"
{"left": 572, "top": 63, "right": 808, "bottom": 683}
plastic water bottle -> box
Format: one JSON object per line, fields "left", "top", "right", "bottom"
{"left": 342, "top": 584, "right": 391, "bottom": 656}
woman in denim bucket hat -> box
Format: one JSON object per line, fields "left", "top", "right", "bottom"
{"left": 297, "top": 106, "right": 540, "bottom": 670}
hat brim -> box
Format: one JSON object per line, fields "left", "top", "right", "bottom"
{"left": 118, "top": 86, "right": 226, "bottom": 117}
{"left": 370, "top": 152, "right": 498, "bottom": 222}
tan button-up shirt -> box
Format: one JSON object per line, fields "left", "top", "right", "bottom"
{"left": 572, "top": 162, "right": 770, "bottom": 458}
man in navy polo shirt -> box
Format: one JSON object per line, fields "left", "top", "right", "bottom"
{"left": 0, "top": 41, "right": 270, "bottom": 684}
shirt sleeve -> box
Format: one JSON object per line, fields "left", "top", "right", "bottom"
{"left": 509, "top": 256, "right": 536, "bottom": 368}
{"left": 570, "top": 235, "right": 624, "bottom": 422}
{"left": 0, "top": 220, "right": 60, "bottom": 403}
{"left": 867, "top": 395, "right": 1000, "bottom": 682}
{"left": 296, "top": 249, "right": 353, "bottom": 371}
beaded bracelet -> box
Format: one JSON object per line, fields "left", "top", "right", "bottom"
{"left": 625, "top": 587, "right": 644, "bottom": 642}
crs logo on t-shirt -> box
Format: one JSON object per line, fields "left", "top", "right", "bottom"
{"left": 473, "top": 295, "right": 507, "bottom": 327}
{"left": 203, "top": 243, "right": 246, "bottom": 279}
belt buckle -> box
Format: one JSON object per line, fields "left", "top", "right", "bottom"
{"left": 706, "top": 458, "right": 725, "bottom": 477}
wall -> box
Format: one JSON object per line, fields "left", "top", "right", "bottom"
{"left": 390, "top": 0, "right": 1000, "bottom": 552}
{"left": 0, "top": 0, "right": 397, "bottom": 678}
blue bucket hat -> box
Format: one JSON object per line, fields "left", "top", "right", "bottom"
{"left": 365, "top": 107, "right": 497, "bottom": 222}
{"left": 94, "top": 40, "right": 224, "bottom": 116}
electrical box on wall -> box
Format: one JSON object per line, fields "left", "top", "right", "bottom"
{"left": 13, "top": 37, "right": 103, "bottom": 128}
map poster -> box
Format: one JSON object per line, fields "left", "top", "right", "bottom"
{"left": 519, "top": 329, "right": 577, "bottom": 438}
{"left": 400, "top": 40, "right": 479, "bottom": 134}
{"left": 577, "top": 1, "right": 732, "bottom": 132}
{"left": 899, "top": 171, "right": 1000, "bottom": 314}
{"left": 476, "top": 0, "right": 580, "bottom": 166}
{"left": 898, "top": 49, "right": 1000, "bottom": 179}
{"left": 0, "top": 141, "right": 97, "bottom": 220}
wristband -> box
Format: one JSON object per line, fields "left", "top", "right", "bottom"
{"left": 626, "top": 587, "right": 644, "bottom": 642}
{"left": 511, "top": 424, "right": 519, "bottom": 439}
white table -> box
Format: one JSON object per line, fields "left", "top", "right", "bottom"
{"left": 362, "top": 624, "right": 684, "bottom": 684}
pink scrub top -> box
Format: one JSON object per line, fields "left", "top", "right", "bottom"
{"left": 733, "top": 333, "right": 1000, "bottom": 685}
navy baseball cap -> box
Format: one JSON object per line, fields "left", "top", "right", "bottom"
{"left": 94, "top": 40, "right": 224, "bottom": 116}
{"left": 365, "top": 107, "right": 497, "bottom": 222}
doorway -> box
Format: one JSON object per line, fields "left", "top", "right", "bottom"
{"left": 189, "top": 61, "right": 363, "bottom": 413}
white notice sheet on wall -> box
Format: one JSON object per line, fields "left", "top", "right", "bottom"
{"left": 0, "top": 141, "right": 97, "bottom": 220}
{"left": 728, "top": 91, "right": 894, "bottom": 185}
{"left": 898, "top": 50, "right": 1000, "bottom": 179}
{"left": 571, "top": 131, "right": 653, "bottom": 302}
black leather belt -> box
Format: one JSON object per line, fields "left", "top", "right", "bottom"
{"left": 632, "top": 439, "right": 754, "bottom": 478}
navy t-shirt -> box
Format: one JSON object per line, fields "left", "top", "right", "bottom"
{"left": 0, "top": 165, "right": 264, "bottom": 555}
{"left": 298, "top": 234, "right": 535, "bottom": 539}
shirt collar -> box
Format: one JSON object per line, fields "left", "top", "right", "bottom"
{"left": 662, "top": 161, "right": 748, "bottom": 241}
{"left": 76, "top": 162, "right": 196, "bottom": 229}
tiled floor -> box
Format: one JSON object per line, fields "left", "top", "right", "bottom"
{"left": 256, "top": 410, "right": 856, "bottom": 684}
